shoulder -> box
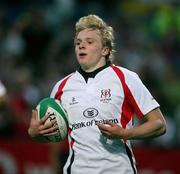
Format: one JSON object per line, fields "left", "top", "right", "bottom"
{"left": 54, "top": 73, "right": 75, "bottom": 86}
{"left": 110, "top": 64, "right": 139, "bottom": 81}
{"left": 50, "top": 72, "right": 75, "bottom": 98}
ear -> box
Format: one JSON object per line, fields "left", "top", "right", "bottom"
{"left": 101, "top": 47, "right": 110, "bottom": 57}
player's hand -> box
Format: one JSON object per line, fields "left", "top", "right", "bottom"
{"left": 97, "top": 121, "right": 127, "bottom": 139}
{"left": 28, "top": 109, "right": 58, "bottom": 138}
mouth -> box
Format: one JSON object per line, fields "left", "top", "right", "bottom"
{"left": 79, "top": 53, "right": 87, "bottom": 58}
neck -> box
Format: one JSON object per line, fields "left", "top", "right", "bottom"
{"left": 80, "top": 61, "right": 111, "bottom": 73}
{"left": 81, "top": 62, "right": 107, "bottom": 73}
{"left": 78, "top": 62, "right": 110, "bottom": 82}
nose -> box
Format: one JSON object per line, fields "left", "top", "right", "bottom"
{"left": 79, "top": 42, "right": 85, "bottom": 49}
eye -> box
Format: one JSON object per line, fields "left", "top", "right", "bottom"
{"left": 86, "top": 38, "right": 94, "bottom": 45}
{"left": 75, "top": 41, "right": 80, "bottom": 46}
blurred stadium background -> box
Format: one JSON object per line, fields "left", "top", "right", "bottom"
{"left": 0, "top": 0, "right": 180, "bottom": 174}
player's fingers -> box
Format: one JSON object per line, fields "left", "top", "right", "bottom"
{"left": 44, "top": 119, "right": 57, "bottom": 129}
{"left": 97, "top": 123, "right": 111, "bottom": 131}
{"left": 43, "top": 131, "right": 59, "bottom": 136}
{"left": 100, "top": 130, "right": 111, "bottom": 138}
{"left": 39, "top": 114, "right": 49, "bottom": 124}
{"left": 40, "top": 125, "right": 59, "bottom": 135}
{"left": 38, "top": 119, "right": 56, "bottom": 131}
{"left": 105, "top": 121, "right": 116, "bottom": 127}
{"left": 100, "top": 128, "right": 110, "bottom": 134}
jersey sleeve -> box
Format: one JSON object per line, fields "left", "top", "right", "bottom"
{"left": 50, "top": 73, "right": 74, "bottom": 99}
{"left": 123, "top": 69, "right": 160, "bottom": 118}
{"left": 50, "top": 80, "right": 62, "bottom": 98}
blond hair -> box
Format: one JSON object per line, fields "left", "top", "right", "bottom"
{"left": 75, "top": 14, "right": 115, "bottom": 62}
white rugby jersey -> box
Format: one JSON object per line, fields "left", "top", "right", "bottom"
{"left": 50, "top": 64, "right": 159, "bottom": 174}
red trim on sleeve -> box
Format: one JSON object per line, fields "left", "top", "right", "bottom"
{"left": 54, "top": 74, "right": 74, "bottom": 149}
{"left": 111, "top": 65, "right": 143, "bottom": 128}
{"left": 54, "top": 75, "right": 72, "bottom": 101}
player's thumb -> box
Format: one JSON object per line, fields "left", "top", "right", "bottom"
{"left": 31, "top": 109, "right": 37, "bottom": 120}
{"left": 106, "top": 121, "right": 115, "bottom": 127}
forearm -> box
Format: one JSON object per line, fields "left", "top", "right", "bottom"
{"left": 125, "top": 119, "right": 166, "bottom": 140}
{"left": 97, "top": 108, "right": 166, "bottom": 140}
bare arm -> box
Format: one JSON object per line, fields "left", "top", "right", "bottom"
{"left": 97, "top": 108, "right": 166, "bottom": 140}
{"left": 125, "top": 108, "right": 166, "bottom": 139}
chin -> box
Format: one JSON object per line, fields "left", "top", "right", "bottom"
{"left": 78, "top": 59, "right": 88, "bottom": 67}
{"left": 79, "top": 63, "right": 90, "bottom": 71}
{"left": 80, "top": 64, "right": 89, "bottom": 70}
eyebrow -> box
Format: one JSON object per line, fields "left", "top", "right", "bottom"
{"left": 76, "top": 37, "right": 94, "bottom": 42}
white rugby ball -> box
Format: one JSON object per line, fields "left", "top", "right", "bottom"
{"left": 36, "top": 97, "right": 68, "bottom": 142}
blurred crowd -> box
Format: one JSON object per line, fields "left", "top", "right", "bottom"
{"left": 0, "top": 0, "right": 180, "bottom": 148}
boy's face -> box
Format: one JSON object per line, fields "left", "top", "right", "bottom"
{"left": 75, "top": 28, "right": 108, "bottom": 72}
